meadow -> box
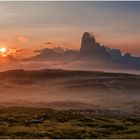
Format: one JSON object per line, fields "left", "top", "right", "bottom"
{"left": 0, "top": 107, "right": 139, "bottom": 139}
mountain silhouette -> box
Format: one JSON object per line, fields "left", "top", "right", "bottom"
{"left": 79, "top": 32, "right": 109, "bottom": 59}
{"left": 78, "top": 32, "right": 140, "bottom": 69}
{"left": 24, "top": 32, "right": 140, "bottom": 70}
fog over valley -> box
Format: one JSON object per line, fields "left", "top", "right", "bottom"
{"left": 0, "top": 69, "right": 139, "bottom": 116}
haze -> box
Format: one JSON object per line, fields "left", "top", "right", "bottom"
{"left": 0, "top": 1, "right": 140, "bottom": 57}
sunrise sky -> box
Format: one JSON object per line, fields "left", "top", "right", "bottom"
{"left": 0, "top": 1, "right": 140, "bottom": 57}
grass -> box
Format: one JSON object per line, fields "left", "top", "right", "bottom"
{"left": 0, "top": 107, "right": 139, "bottom": 139}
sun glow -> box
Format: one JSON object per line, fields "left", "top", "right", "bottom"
{"left": 0, "top": 47, "right": 22, "bottom": 58}
{"left": 0, "top": 47, "right": 8, "bottom": 57}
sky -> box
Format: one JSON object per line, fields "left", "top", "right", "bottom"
{"left": 0, "top": 1, "right": 140, "bottom": 57}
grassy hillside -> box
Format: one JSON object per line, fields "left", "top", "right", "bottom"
{"left": 0, "top": 69, "right": 140, "bottom": 93}
{"left": 0, "top": 69, "right": 137, "bottom": 80}
{"left": 0, "top": 69, "right": 139, "bottom": 113}
{"left": 0, "top": 107, "right": 139, "bottom": 139}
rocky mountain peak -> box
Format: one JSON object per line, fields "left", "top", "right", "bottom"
{"left": 79, "top": 32, "right": 109, "bottom": 58}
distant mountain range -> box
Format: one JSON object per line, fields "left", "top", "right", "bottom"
{"left": 24, "top": 32, "right": 140, "bottom": 70}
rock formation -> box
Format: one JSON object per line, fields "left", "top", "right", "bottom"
{"left": 79, "top": 32, "right": 109, "bottom": 59}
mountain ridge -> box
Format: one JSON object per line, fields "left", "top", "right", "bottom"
{"left": 0, "top": 68, "right": 137, "bottom": 80}
{"left": 21, "top": 32, "right": 140, "bottom": 70}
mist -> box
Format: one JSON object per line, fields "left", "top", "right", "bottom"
{"left": 0, "top": 69, "right": 139, "bottom": 115}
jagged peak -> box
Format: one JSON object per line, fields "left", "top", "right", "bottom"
{"left": 82, "top": 32, "right": 96, "bottom": 41}
{"left": 80, "top": 32, "right": 110, "bottom": 58}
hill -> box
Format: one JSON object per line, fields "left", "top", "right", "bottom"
{"left": 0, "top": 69, "right": 139, "bottom": 115}
{"left": 0, "top": 68, "right": 136, "bottom": 80}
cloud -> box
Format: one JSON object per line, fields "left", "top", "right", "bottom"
{"left": 44, "top": 42, "right": 52, "bottom": 45}
{"left": 34, "top": 49, "right": 42, "bottom": 53}
{"left": 17, "top": 36, "right": 28, "bottom": 43}
{"left": 15, "top": 48, "right": 23, "bottom": 53}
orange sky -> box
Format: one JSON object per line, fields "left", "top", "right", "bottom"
{"left": 0, "top": 2, "right": 140, "bottom": 58}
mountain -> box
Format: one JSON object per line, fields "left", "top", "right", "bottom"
{"left": 24, "top": 32, "right": 140, "bottom": 70}
{"left": 78, "top": 32, "right": 140, "bottom": 69}
{"left": 79, "top": 32, "right": 110, "bottom": 59}
{"left": 79, "top": 32, "right": 123, "bottom": 61}
{"left": 123, "top": 53, "right": 140, "bottom": 65}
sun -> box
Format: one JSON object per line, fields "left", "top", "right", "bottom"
{"left": 0, "top": 47, "right": 23, "bottom": 59}
{"left": 0, "top": 47, "right": 8, "bottom": 57}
